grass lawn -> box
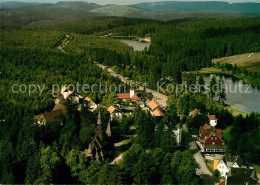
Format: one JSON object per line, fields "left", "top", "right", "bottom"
{"left": 212, "top": 52, "right": 260, "bottom": 73}
{"left": 206, "top": 161, "right": 214, "bottom": 173}
{"left": 222, "top": 125, "right": 233, "bottom": 142}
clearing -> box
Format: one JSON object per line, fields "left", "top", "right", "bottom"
{"left": 212, "top": 52, "right": 260, "bottom": 72}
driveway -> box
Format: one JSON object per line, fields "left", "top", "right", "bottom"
{"left": 190, "top": 141, "right": 212, "bottom": 176}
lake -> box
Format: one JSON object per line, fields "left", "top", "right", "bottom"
{"left": 119, "top": 39, "right": 150, "bottom": 51}
{"left": 203, "top": 74, "right": 260, "bottom": 113}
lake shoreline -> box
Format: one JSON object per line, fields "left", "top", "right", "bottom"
{"left": 184, "top": 67, "right": 260, "bottom": 88}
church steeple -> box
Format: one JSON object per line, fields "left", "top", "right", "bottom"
{"left": 97, "top": 110, "right": 101, "bottom": 126}
{"left": 106, "top": 119, "right": 111, "bottom": 137}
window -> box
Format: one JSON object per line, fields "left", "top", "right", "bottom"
{"left": 215, "top": 137, "right": 217, "bottom": 140}
{"left": 212, "top": 142, "right": 215, "bottom": 145}
{"left": 211, "top": 137, "right": 213, "bottom": 140}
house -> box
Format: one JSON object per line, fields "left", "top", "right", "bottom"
{"left": 37, "top": 104, "right": 67, "bottom": 125}
{"left": 225, "top": 167, "right": 258, "bottom": 185}
{"left": 85, "top": 111, "right": 114, "bottom": 160}
{"left": 208, "top": 115, "right": 218, "bottom": 127}
{"left": 84, "top": 97, "right": 97, "bottom": 111}
{"left": 117, "top": 88, "right": 141, "bottom": 102}
{"left": 217, "top": 154, "right": 242, "bottom": 176}
{"left": 198, "top": 123, "right": 226, "bottom": 153}
{"left": 147, "top": 98, "right": 164, "bottom": 117}
{"left": 52, "top": 104, "right": 67, "bottom": 115}
{"left": 107, "top": 106, "right": 123, "bottom": 120}
{"left": 61, "top": 86, "right": 73, "bottom": 99}
{"left": 189, "top": 108, "right": 200, "bottom": 118}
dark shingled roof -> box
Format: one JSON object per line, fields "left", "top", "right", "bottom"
{"left": 227, "top": 168, "right": 258, "bottom": 185}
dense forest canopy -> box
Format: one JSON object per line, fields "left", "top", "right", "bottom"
{"left": 0, "top": 7, "right": 260, "bottom": 184}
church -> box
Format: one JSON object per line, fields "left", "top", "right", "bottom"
{"left": 85, "top": 111, "right": 114, "bottom": 160}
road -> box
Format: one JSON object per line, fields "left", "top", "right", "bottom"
{"left": 95, "top": 62, "right": 211, "bottom": 176}
{"left": 189, "top": 141, "right": 212, "bottom": 176}
{"left": 95, "top": 62, "right": 168, "bottom": 107}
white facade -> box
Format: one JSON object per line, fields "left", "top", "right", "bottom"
{"left": 209, "top": 119, "right": 217, "bottom": 127}
{"left": 110, "top": 112, "right": 123, "bottom": 120}
{"left": 217, "top": 160, "right": 240, "bottom": 176}
{"left": 130, "top": 89, "right": 135, "bottom": 98}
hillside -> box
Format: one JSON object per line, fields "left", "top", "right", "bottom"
{"left": 131, "top": 1, "right": 260, "bottom": 15}
{"left": 213, "top": 52, "right": 260, "bottom": 72}
{"left": 0, "top": 1, "right": 40, "bottom": 9}
{"left": 90, "top": 5, "right": 145, "bottom": 17}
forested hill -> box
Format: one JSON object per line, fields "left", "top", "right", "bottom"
{"left": 131, "top": 1, "right": 260, "bottom": 14}
{"left": 0, "top": 1, "right": 101, "bottom": 10}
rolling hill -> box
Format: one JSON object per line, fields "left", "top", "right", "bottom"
{"left": 90, "top": 5, "right": 145, "bottom": 17}
{"left": 131, "top": 1, "right": 260, "bottom": 15}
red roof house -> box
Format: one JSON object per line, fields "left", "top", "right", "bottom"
{"left": 199, "top": 124, "right": 226, "bottom": 153}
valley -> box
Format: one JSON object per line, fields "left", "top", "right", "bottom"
{"left": 0, "top": 1, "right": 260, "bottom": 184}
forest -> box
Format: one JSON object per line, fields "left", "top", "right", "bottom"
{"left": 1, "top": 14, "right": 260, "bottom": 184}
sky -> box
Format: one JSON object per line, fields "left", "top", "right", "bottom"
{"left": 2, "top": 0, "right": 260, "bottom": 5}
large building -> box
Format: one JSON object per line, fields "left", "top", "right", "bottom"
{"left": 198, "top": 123, "right": 226, "bottom": 153}
{"left": 85, "top": 111, "right": 114, "bottom": 160}
{"left": 37, "top": 104, "right": 66, "bottom": 125}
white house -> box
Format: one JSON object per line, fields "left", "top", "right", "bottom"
{"left": 208, "top": 115, "right": 218, "bottom": 127}
{"left": 107, "top": 106, "right": 122, "bottom": 120}
{"left": 217, "top": 154, "right": 242, "bottom": 176}
{"left": 61, "top": 86, "right": 73, "bottom": 99}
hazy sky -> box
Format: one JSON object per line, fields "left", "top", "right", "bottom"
{"left": 2, "top": 0, "right": 260, "bottom": 5}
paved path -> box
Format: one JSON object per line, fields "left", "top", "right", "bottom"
{"left": 189, "top": 141, "right": 212, "bottom": 176}
{"left": 94, "top": 62, "right": 168, "bottom": 107}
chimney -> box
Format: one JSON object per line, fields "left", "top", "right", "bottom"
{"left": 130, "top": 88, "right": 135, "bottom": 98}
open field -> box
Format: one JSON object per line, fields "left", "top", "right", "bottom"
{"left": 212, "top": 52, "right": 260, "bottom": 72}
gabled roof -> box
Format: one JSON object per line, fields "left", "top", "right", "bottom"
{"left": 227, "top": 168, "right": 258, "bottom": 185}
{"left": 190, "top": 108, "right": 200, "bottom": 117}
{"left": 61, "top": 86, "right": 67, "bottom": 93}
{"left": 200, "top": 124, "right": 212, "bottom": 136}
{"left": 151, "top": 108, "right": 164, "bottom": 117}
{"left": 219, "top": 154, "right": 242, "bottom": 167}
{"left": 208, "top": 115, "right": 216, "bottom": 120}
{"left": 66, "top": 91, "right": 73, "bottom": 97}
{"left": 52, "top": 104, "right": 67, "bottom": 115}
{"left": 107, "top": 106, "right": 120, "bottom": 114}
{"left": 107, "top": 106, "right": 116, "bottom": 114}
{"left": 117, "top": 93, "right": 130, "bottom": 99}
{"left": 131, "top": 94, "right": 141, "bottom": 101}
{"left": 38, "top": 109, "right": 63, "bottom": 123}
{"left": 147, "top": 98, "right": 160, "bottom": 111}
{"left": 200, "top": 124, "right": 223, "bottom": 142}
{"left": 84, "top": 97, "right": 95, "bottom": 104}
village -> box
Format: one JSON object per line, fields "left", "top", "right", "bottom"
{"left": 36, "top": 84, "right": 259, "bottom": 185}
